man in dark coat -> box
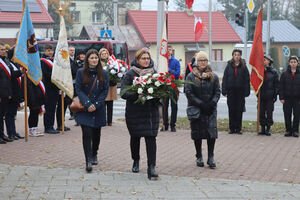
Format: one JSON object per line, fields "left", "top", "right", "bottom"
{"left": 41, "top": 44, "right": 60, "bottom": 134}
{"left": 258, "top": 54, "right": 279, "bottom": 136}
{"left": 0, "top": 43, "right": 18, "bottom": 143}
{"left": 222, "top": 49, "right": 250, "bottom": 134}
{"left": 279, "top": 56, "right": 300, "bottom": 137}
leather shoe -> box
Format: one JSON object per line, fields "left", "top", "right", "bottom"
{"left": 0, "top": 138, "right": 6, "bottom": 144}
{"left": 236, "top": 130, "right": 243, "bottom": 135}
{"left": 293, "top": 132, "right": 299, "bottom": 137}
{"left": 57, "top": 126, "right": 70, "bottom": 131}
{"left": 8, "top": 135, "right": 18, "bottom": 140}
{"left": 2, "top": 135, "right": 13, "bottom": 142}
{"left": 171, "top": 127, "right": 176, "bottom": 132}
{"left": 45, "top": 128, "right": 60, "bottom": 134}
{"left": 69, "top": 116, "right": 74, "bottom": 120}
{"left": 132, "top": 160, "right": 139, "bottom": 173}
{"left": 86, "top": 162, "right": 92, "bottom": 173}
{"left": 15, "top": 133, "right": 24, "bottom": 139}
{"left": 196, "top": 157, "right": 204, "bottom": 167}
{"left": 160, "top": 126, "right": 168, "bottom": 132}
{"left": 91, "top": 156, "right": 98, "bottom": 165}
{"left": 228, "top": 130, "right": 234, "bottom": 134}
{"left": 284, "top": 132, "right": 292, "bottom": 137}
{"left": 207, "top": 157, "right": 216, "bottom": 169}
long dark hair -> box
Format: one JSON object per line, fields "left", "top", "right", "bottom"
{"left": 82, "top": 49, "right": 105, "bottom": 84}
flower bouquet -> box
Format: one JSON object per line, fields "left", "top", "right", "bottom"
{"left": 103, "top": 55, "right": 128, "bottom": 85}
{"left": 121, "top": 72, "right": 185, "bottom": 104}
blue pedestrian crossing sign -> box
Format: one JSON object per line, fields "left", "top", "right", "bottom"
{"left": 282, "top": 45, "right": 290, "bottom": 57}
{"left": 100, "top": 29, "right": 112, "bottom": 39}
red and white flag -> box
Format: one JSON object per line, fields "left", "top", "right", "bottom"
{"left": 185, "top": 0, "right": 194, "bottom": 9}
{"left": 158, "top": 16, "right": 168, "bottom": 73}
{"left": 194, "top": 16, "right": 204, "bottom": 42}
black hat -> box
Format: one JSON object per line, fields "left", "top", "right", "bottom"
{"left": 289, "top": 55, "right": 299, "bottom": 63}
{"left": 264, "top": 54, "right": 273, "bottom": 63}
{"left": 232, "top": 49, "right": 242, "bottom": 56}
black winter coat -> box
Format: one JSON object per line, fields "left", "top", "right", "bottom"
{"left": 222, "top": 60, "right": 250, "bottom": 97}
{"left": 40, "top": 57, "right": 58, "bottom": 91}
{"left": 184, "top": 71, "right": 221, "bottom": 139}
{"left": 0, "top": 57, "right": 20, "bottom": 98}
{"left": 9, "top": 62, "right": 22, "bottom": 103}
{"left": 26, "top": 79, "right": 45, "bottom": 108}
{"left": 260, "top": 66, "right": 279, "bottom": 100}
{"left": 279, "top": 66, "right": 300, "bottom": 100}
{"left": 121, "top": 60, "right": 159, "bottom": 137}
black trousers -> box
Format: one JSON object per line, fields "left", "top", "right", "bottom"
{"left": 194, "top": 139, "right": 216, "bottom": 159}
{"left": 44, "top": 88, "right": 59, "bottom": 130}
{"left": 105, "top": 101, "right": 113, "bottom": 124}
{"left": 227, "top": 90, "right": 245, "bottom": 132}
{"left": 259, "top": 99, "right": 274, "bottom": 126}
{"left": 5, "top": 101, "right": 18, "bottom": 137}
{"left": 0, "top": 98, "right": 9, "bottom": 138}
{"left": 81, "top": 125, "right": 101, "bottom": 163}
{"left": 130, "top": 136, "right": 156, "bottom": 166}
{"left": 56, "top": 95, "right": 71, "bottom": 128}
{"left": 283, "top": 97, "right": 300, "bottom": 133}
{"left": 28, "top": 107, "right": 40, "bottom": 128}
{"left": 162, "top": 91, "right": 178, "bottom": 128}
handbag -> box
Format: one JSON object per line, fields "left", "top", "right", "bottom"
{"left": 70, "top": 78, "right": 97, "bottom": 113}
{"left": 186, "top": 105, "right": 201, "bottom": 120}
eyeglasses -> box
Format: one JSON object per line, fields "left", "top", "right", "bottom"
{"left": 140, "top": 57, "right": 150, "bottom": 60}
{"left": 197, "top": 59, "right": 208, "bottom": 63}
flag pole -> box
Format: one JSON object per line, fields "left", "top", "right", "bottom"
{"left": 24, "top": 73, "right": 28, "bottom": 141}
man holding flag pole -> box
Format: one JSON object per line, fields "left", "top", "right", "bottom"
{"left": 13, "top": 0, "right": 43, "bottom": 141}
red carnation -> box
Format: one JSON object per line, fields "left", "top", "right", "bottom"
{"left": 179, "top": 75, "right": 183, "bottom": 80}
{"left": 171, "top": 82, "right": 176, "bottom": 88}
{"left": 170, "top": 75, "right": 175, "bottom": 80}
{"left": 159, "top": 73, "right": 164, "bottom": 75}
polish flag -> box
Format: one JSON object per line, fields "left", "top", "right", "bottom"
{"left": 194, "top": 17, "right": 204, "bottom": 42}
{"left": 185, "top": 0, "right": 194, "bottom": 9}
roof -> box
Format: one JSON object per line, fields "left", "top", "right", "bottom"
{"left": 230, "top": 20, "right": 300, "bottom": 43}
{"left": 127, "top": 10, "right": 242, "bottom": 43}
{"left": 79, "top": 25, "right": 145, "bottom": 51}
{"left": 0, "top": 0, "right": 53, "bottom": 24}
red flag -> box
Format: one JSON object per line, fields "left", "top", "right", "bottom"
{"left": 186, "top": 0, "right": 194, "bottom": 9}
{"left": 194, "top": 17, "right": 204, "bottom": 42}
{"left": 249, "top": 9, "right": 264, "bottom": 95}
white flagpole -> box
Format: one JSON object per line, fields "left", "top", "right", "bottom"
{"left": 208, "top": 0, "right": 212, "bottom": 60}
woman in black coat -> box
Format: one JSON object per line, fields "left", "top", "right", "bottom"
{"left": 184, "top": 51, "right": 221, "bottom": 169}
{"left": 279, "top": 56, "right": 300, "bottom": 137}
{"left": 75, "top": 49, "right": 109, "bottom": 173}
{"left": 121, "top": 49, "right": 159, "bottom": 180}
{"left": 258, "top": 54, "right": 279, "bottom": 136}
{"left": 222, "top": 49, "right": 250, "bottom": 134}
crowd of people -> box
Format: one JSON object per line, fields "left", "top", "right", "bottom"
{"left": 0, "top": 41, "right": 299, "bottom": 179}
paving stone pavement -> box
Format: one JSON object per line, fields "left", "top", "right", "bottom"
{"left": 0, "top": 115, "right": 300, "bottom": 199}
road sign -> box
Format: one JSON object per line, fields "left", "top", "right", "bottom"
{"left": 247, "top": 0, "right": 255, "bottom": 13}
{"left": 100, "top": 30, "right": 112, "bottom": 39}
{"left": 282, "top": 45, "right": 290, "bottom": 57}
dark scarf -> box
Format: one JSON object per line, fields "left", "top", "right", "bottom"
{"left": 131, "top": 59, "right": 154, "bottom": 76}
{"left": 193, "top": 65, "right": 214, "bottom": 82}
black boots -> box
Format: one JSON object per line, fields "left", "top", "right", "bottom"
{"left": 86, "top": 159, "right": 92, "bottom": 173}
{"left": 132, "top": 160, "right": 139, "bottom": 173}
{"left": 258, "top": 126, "right": 266, "bottom": 135}
{"left": 207, "top": 139, "right": 216, "bottom": 169}
{"left": 265, "top": 126, "right": 271, "bottom": 136}
{"left": 147, "top": 165, "right": 159, "bottom": 180}
{"left": 196, "top": 156, "right": 204, "bottom": 167}
{"left": 91, "top": 155, "right": 98, "bottom": 165}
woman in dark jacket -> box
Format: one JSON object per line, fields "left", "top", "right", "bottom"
{"left": 121, "top": 49, "right": 159, "bottom": 180}
{"left": 75, "top": 49, "right": 109, "bottom": 173}
{"left": 185, "top": 51, "right": 221, "bottom": 169}
{"left": 258, "top": 54, "right": 279, "bottom": 136}
{"left": 222, "top": 49, "right": 250, "bottom": 134}
{"left": 279, "top": 56, "right": 300, "bottom": 137}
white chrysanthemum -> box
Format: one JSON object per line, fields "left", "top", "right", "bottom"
{"left": 154, "top": 81, "right": 161, "bottom": 87}
{"left": 108, "top": 65, "right": 114, "bottom": 69}
{"left": 147, "top": 79, "right": 152, "bottom": 84}
{"left": 111, "top": 69, "right": 116, "bottom": 74}
{"left": 152, "top": 73, "right": 159, "bottom": 78}
{"left": 137, "top": 88, "right": 143, "bottom": 94}
{"left": 148, "top": 87, "right": 154, "bottom": 94}
{"left": 117, "top": 73, "right": 123, "bottom": 78}
{"left": 103, "top": 66, "right": 107, "bottom": 70}
{"left": 120, "top": 67, "right": 126, "bottom": 72}
{"left": 146, "top": 96, "right": 153, "bottom": 100}
{"left": 113, "top": 64, "right": 119, "bottom": 70}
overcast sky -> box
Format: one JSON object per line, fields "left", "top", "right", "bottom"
{"left": 141, "top": 0, "right": 221, "bottom": 11}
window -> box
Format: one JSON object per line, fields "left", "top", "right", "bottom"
{"left": 72, "top": 11, "right": 80, "bottom": 23}
{"left": 212, "top": 49, "right": 223, "bottom": 61}
{"left": 92, "top": 12, "right": 102, "bottom": 23}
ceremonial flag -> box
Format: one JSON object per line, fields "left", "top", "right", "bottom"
{"left": 249, "top": 9, "right": 264, "bottom": 94}
{"left": 51, "top": 15, "right": 74, "bottom": 98}
{"left": 158, "top": 16, "right": 168, "bottom": 73}
{"left": 185, "top": 0, "right": 194, "bottom": 9}
{"left": 194, "top": 16, "right": 204, "bottom": 42}
{"left": 13, "top": 0, "right": 42, "bottom": 85}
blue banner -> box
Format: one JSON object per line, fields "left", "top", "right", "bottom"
{"left": 13, "top": 1, "right": 42, "bottom": 85}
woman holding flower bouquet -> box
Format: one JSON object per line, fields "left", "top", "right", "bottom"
{"left": 184, "top": 51, "right": 221, "bottom": 169}
{"left": 75, "top": 49, "right": 109, "bottom": 173}
{"left": 121, "top": 49, "right": 159, "bottom": 180}
{"left": 99, "top": 48, "right": 118, "bottom": 126}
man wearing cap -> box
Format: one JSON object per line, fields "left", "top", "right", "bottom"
{"left": 258, "top": 54, "right": 279, "bottom": 136}
{"left": 222, "top": 49, "right": 250, "bottom": 134}
{"left": 279, "top": 55, "right": 300, "bottom": 137}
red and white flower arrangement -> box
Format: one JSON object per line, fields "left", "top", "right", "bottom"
{"left": 103, "top": 55, "right": 129, "bottom": 84}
